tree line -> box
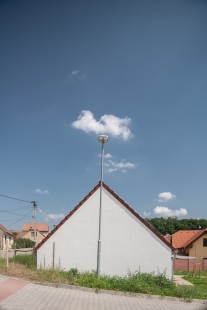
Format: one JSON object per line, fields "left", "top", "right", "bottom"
{"left": 145, "top": 217, "right": 207, "bottom": 235}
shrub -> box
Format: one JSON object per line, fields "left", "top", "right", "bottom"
{"left": 12, "top": 238, "right": 35, "bottom": 249}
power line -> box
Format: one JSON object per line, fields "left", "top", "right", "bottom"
{"left": 1, "top": 218, "right": 31, "bottom": 221}
{"left": 6, "top": 209, "right": 33, "bottom": 228}
{"left": 0, "top": 193, "right": 32, "bottom": 203}
{"left": 0, "top": 209, "right": 33, "bottom": 216}
{"left": 0, "top": 206, "right": 32, "bottom": 212}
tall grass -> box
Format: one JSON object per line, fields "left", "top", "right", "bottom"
{"left": 1, "top": 256, "right": 207, "bottom": 300}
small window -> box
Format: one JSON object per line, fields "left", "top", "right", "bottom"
{"left": 203, "top": 238, "right": 207, "bottom": 247}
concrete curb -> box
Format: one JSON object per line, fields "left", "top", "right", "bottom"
{"left": 1, "top": 274, "right": 207, "bottom": 305}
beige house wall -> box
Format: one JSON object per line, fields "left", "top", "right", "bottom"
{"left": 23, "top": 231, "right": 45, "bottom": 245}
{"left": 188, "top": 233, "right": 207, "bottom": 258}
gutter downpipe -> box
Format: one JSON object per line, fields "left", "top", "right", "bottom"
{"left": 171, "top": 249, "right": 178, "bottom": 280}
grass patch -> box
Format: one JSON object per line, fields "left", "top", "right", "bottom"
{"left": 9, "top": 254, "right": 36, "bottom": 268}
{"left": 1, "top": 256, "right": 207, "bottom": 300}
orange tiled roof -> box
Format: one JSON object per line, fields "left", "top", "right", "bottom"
{"left": 16, "top": 231, "right": 28, "bottom": 239}
{"left": 0, "top": 223, "right": 14, "bottom": 236}
{"left": 35, "top": 182, "right": 174, "bottom": 251}
{"left": 22, "top": 223, "right": 49, "bottom": 232}
{"left": 172, "top": 230, "right": 202, "bottom": 248}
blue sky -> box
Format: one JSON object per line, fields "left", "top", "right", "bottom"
{"left": 0, "top": 0, "right": 207, "bottom": 231}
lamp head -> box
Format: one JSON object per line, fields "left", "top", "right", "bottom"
{"left": 98, "top": 135, "right": 109, "bottom": 144}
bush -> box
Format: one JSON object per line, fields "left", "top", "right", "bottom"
{"left": 12, "top": 238, "right": 35, "bottom": 249}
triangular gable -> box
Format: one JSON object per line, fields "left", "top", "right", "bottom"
{"left": 172, "top": 229, "right": 207, "bottom": 249}
{"left": 182, "top": 228, "right": 207, "bottom": 248}
{"left": 35, "top": 182, "right": 174, "bottom": 251}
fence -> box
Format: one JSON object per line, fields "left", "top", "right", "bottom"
{"left": 174, "top": 258, "right": 207, "bottom": 271}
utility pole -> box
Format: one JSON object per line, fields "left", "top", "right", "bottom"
{"left": 31, "top": 201, "right": 37, "bottom": 246}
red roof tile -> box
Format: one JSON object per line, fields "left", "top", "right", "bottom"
{"left": 22, "top": 223, "right": 49, "bottom": 232}
{"left": 35, "top": 182, "right": 174, "bottom": 251}
{"left": 172, "top": 229, "right": 207, "bottom": 248}
{"left": 0, "top": 223, "right": 14, "bottom": 236}
{"left": 16, "top": 232, "right": 28, "bottom": 239}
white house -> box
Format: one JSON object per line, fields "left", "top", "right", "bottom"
{"left": 0, "top": 223, "right": 14, "bottom": 249}
{"left": 35, "top": 183, "right": 174, "bottom": 278}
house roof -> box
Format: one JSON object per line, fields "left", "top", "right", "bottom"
{"left": 172, "top": 229, "right": 207, "bottom": 248}
{"left": 16, "top": 231, "right": 28, "bottom": 239}
{"left": 16, "top": 230, "right": 46, "bottom": 239}
{"left": 0, "top": 223, "right": 14, "bottom": 236}
{"left": 35, "top": 182, "right": 174, "bottom": 251}
{"left": 22, "top": 223, "right": 49, "bottom": 232}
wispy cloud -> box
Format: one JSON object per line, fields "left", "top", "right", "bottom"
{"left": 105, "top": 158, "right": 137, "bottom": 173}
{"left": 99, "top": 153, "right": 113, "bottom": 159}
{"left": 71, "top": 110, "right": 133, "bottom": 140}
{"left": 38, "top": 208, "right": 64, "bottom": 221}
{"left": 67, "top": 70, "right": 85, "bottom": 81}
{"left": 45, "top": 213, "right": 65, "bottom": 220}
{"left": 154, "top": 206, "right": 187, "bottom": 217}
{"left": 158, "top": 192, "right": 176, "bottom": 202}
{"left": 35, "top": 189, "right": 50, "bottom": 195}
{"left": 143, "top": 211, "right": 151, "bottom": 217}
{"left": 108, "top": 160, "right": 136, "bottom": 169}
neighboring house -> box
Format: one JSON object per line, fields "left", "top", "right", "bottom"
{"left": 22, "top": 223, "right": 49, "bottom": 237}
{"left": 16, "top": 230, "right": 45, "bottom": 245}
{"left": 0, "top": 223, "right": 14, "bottom": 249}
{"left": 35, "top": 182, "right": 174, "bottom": 278}
{"left": 172, "top": 229, "right": 207, "bottom": 257}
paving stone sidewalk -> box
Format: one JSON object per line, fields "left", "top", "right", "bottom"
{"left": 0, "top": 276, "right": 207, "bottom": 310}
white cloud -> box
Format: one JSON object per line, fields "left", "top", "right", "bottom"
{"left": 104, "top": 158, "right": 137, "bottom": 174}
{"left": 107, "top": 168, "right": 118, "bottom": 173}
{"left": 154, "top": 206, "right": 187, "bottom": 217}
{"left": 71, "top": 110, "right": 133, "bottom": 140}
{"left": 158, "top": 192, "right": 176, "bottom": 202}
{"left": 105, "top": 153, "right": 113, "bottom": 158}
{"left": 45, "top": 213, "right": 65, "bottom": 220}
{"left": 38, "top": 208, "right": 64, "bottom": 221}
{"left": 67, "top": 70, "right": 85, "bottom": 81}
{"left": 35, "top": 189, "right": 50, "bottom": 195}
{"left": 98, "top": 153, "right": 113, "bottom": 159}
{"left": 143, "top": 211, "right": 151, "bottom": 217}
{"left": 108, "top": 160, "right": 136, "bottom": 169}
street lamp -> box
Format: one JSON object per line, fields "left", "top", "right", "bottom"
{"left": 97, "top": 135, "right": 109, "bottom": 277}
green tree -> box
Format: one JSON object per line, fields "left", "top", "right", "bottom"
{"left": 145, "top": 217, "right": 207, "bottom": 235}
{"left": 12, "top": 238, "right": 35, "bottom": 249}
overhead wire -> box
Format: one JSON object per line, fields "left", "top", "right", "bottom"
{"left": 0, "top": 209, "right": 33, "bottom": 216}
{"left": 1, "top": 218, "right": 31, "bottom": 221}
{"left": 0, "top": 205, "right": 32, "bottom": 212}
{"left": 6, "top": 209, "right": 33, "bottom": 228}
{"left": 0, "top": 193, "right": 32, "bottom": 203}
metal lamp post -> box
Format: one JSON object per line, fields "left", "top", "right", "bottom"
{"left": 97, "top": 135, "right": 109, "bottom": 277}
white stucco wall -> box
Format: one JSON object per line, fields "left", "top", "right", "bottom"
{"left": 2, "top": 234, "right": 14, "bottom": 249}
{"left": 37, "top": 188, "right": 172, "bottom": 278}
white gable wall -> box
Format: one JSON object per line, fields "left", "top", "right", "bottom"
{"left": 37, "top": 188, "right": 172, "bottom": 278}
